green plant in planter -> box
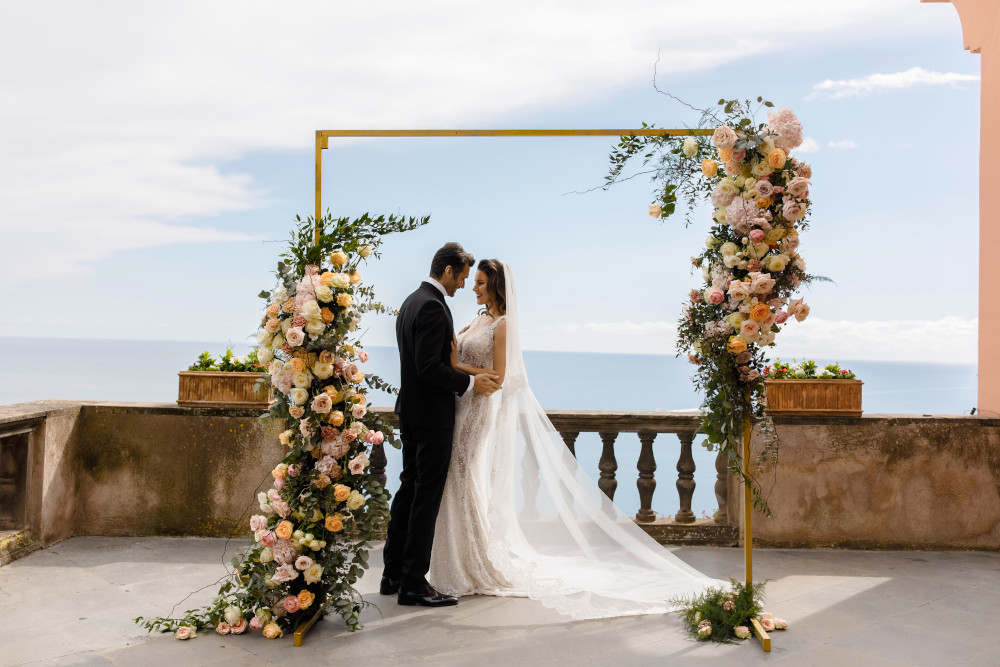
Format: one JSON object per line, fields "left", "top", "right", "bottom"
{"left": 764, "top": 359, "right": 857, "bottom": 380}
{"left": 188, "top": 348, "right": 266, "bottom": 373}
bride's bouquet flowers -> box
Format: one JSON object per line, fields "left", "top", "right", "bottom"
{"left": 137, "top": 212, "right": 428, "bottom": 639}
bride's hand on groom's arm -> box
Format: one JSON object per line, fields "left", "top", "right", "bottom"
{"left": 473, "top": 373, "right": 501, "bottom": 396}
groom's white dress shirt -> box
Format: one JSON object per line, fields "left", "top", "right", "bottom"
{"left": 423, "top": 278, "right": 476, "bottom": 395}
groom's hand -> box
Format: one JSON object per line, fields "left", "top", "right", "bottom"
{"left": 473, "top": 373, "right": 501, "bottom": 396}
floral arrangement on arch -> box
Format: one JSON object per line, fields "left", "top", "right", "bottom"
{"left": 607, "top": 98, "right": 820, "bottom": 513}
{"left": 137, "top": 212, "right": 428, "bottom": 639}
{"left": 674, "top": 579, "right": 787, "bottom": 643}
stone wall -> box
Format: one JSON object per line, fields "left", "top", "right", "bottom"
{"left": 744, "top": 414, "right": 1000, "bottom": 550}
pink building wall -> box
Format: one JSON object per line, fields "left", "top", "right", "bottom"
{"left": 926, "top": 0, "right": 999, "bottom": 415}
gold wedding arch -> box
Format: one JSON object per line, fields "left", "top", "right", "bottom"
{"left": 308, "top": 127, "right": 770, "bottom": 651}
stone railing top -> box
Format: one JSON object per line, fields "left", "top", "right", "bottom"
{"left": 2, "top": 400, "right": 999, "bottom": 429}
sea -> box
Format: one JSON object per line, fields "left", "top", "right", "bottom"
{"left": 0, "top": 338, "right": 977, "bottom": 517}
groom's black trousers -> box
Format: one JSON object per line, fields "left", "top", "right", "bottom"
{"left": 382, "top": 426, "right": 453, "bottom": 589}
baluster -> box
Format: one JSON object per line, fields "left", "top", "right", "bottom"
{"left": 559, "top": 430, "right": 579, "bottom": 458}
{"left": 675, "top": 430, "right": 696, "bottom": 524}
{"left": 714, "top": 448, "right": 729, "bottom": 525}
{"left": 598, "top": 431, "right": 618, "bottom": 501}
{"left": 369, "top": 440, "right": 387, "bottom": 489}
{"left": 635, "top": 431, "right": 657, "bottom": 523}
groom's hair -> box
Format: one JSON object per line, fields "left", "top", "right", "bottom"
{"left": 430, "top": 242, "right": 475, "bottom": 279}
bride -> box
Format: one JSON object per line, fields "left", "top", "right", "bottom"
{"left": 427, "top": 259, "right": 719, "bottom": 619}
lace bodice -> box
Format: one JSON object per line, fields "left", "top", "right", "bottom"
{"left": 456, "top": 313, "right": 503, "bottom": 370}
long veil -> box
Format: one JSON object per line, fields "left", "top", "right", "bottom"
{"left": 482, "top": 262, "right": 721, "bottom": 619}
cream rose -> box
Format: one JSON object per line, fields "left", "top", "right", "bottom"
{"left": 262, "top": 622, "right": 283, "bottom": 639}
{"left": 304, "top": 319, "right": 326, "bottom": 337}
{"left": 751, "top": 160, "right": 773, "bottom": 178}
{"left": 314, "top": 285, "right": 334, "bottom": 303}
{"left": 347, "top": 454, "right": 369, "bottom": 476}
{"left": 313, "top": 361, "right": 334, "bottom": 380}
{"left": 330, "top": 272, "right": 351, "bottom": 289}
{"left": 727, "top": 280, "right": 750, "bottom": 301}
{"left": 289, "top": 388, "right": 309, "bottom": 405}
{"left": 682, "top": 136, "right": 698, "bottom": 157}
{"left": 224, "top": 605, "right": 242, "bottom": 626}
{"left": 719, "top": 241, "right": 738, "bottom": 256}
{"left": 285, "top": 327, "right": 305, "bottom": 347}
{"left": 257, "top": 347, "right": 273, "bottom": 365}
{"left": 359, "top": 244, "right": 373, "bottom": 258}
{"left": 304, "top": 563, "right": 324, "bottom": 584}
{"left": 765, "top": 254, "right": 790, "bottom": 272}
{"left": 346, "top": 490, "right": 366, "bottom": 510}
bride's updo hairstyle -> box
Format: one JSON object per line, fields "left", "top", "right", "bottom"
{"left": 478, "top": 259, "right": 506, "bottom": 316}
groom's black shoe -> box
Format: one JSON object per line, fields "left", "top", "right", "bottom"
{"left": 379, "top": 575, "right": 401, "bottom": 595}
{"left": 397, "top": 582, "right": 459, "bottom": 607}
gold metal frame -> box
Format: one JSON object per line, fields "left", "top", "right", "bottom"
{"left": 305, "top": 126, "right": 769, "bottom": 652}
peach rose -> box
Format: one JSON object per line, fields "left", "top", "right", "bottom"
{"left": 327, "top": 410, "right": 344, "bottom": 426}
{"left": 337, "top": 293, "right": 353, "bottom": 308}
{"left": 288, "top": 358, "right": 305, "bottom": 373}
{"left": 648, "top": 204, "right": 662, "bottom": 218}
{"left": 320, "top": 307, "right": 335, "bottom": 324}
{"left": 701, "top": 159, "right": 718, "bottom": 177}
{"left": 231, "top": 618, "right": 248, "bottom": 634}
{"left": 718, "top": 147, "right": 733, "bottom": 163}
{"left": 325, "top": 514, "right": 344, "bottom": 532}
{"left": 262, "top": 622, "right": 283, "bottom": 639}
{"left": 283, "top": 595, "right": 300, "bottom": 614}
{"left": 288, "top": 406, "right": 305, "bottom": 419}
{"left": 297, "top": 590, "right": 315, "bottom": 610}
{"left": 348, "top": 453, "right": 369, "bottom": 475}
{"left": 215, "top": 622, "right": 231, "bottom": 635}
{"left": 314, "top": 474, "right": 331, "bottom": 489}
{"left": 332, "top": 484, "right": 350, "bottom": 502}
{"left": 350, "top": 271, "right": 362, "bottom": 285}
{"left": 766, "top": 148, "right": 786, "bottom": 169}
{"left": 176, "top": 626, "right": 196, "bottom": 640}
{"left": 330, "top": 251, "right": 348, "bottom": 266}
{"left": 755, "top": 195, "right": 773, "bottom": 209}
{"left": 265, "top": 318, "right": 281, "bottom": 333}
{"left": 281, "top": 299, "right": 295, "bottom": 313}
{"left": 727, "top": 336, "right": 747, "bottom": 354}
{"left": 312, "top": 393, "right": 333, "bottom": 414}
{"left": 266, "top": 303, "right": 281, "bottom": 318}
{"left": 750, "top": 303, "right": 771, "bottom": 322}
{"left": 275, "top": 520, "right": 293, "bottom": 540}
{"left": 712, "top": 124, "right": 738, "bottom": 150}
{"left": 760, "top": 618, "right": 775, "bottom": 632}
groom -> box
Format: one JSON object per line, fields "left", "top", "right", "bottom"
{"left": 382, "top": 242, "right": 501, "bottom": 607}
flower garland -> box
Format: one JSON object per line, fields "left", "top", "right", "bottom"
{"left": 674, "top": 579, "right": 788, "bottom": 642}
{"left": 137, "top": 212, "right": 428, "bottom": 639}
{"left": 608, "top": 98, "right": 817, "bottom": 513}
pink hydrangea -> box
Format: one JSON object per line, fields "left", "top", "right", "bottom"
{"left": 767, "top": 107, "right": 804, "bottom": 152}
{"left": 316, "top": 455, "right": 337, "bottom": 476}
{"left": 272, "top": 539, "right": 298, "bottom": 565}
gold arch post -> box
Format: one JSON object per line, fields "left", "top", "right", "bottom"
{"left": 305, "top": 127, "right": 769, "bottom": 652}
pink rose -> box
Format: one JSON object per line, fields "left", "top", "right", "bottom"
{"left": 747, "top": 369, "right": 760, "bottom": 381}
{"left": 283, "top": 595, "right": 300, "bottom": 614}
{"left": 795, "top": 303, "right": 810, "bottom": 322}
{"left": 274, "top": 476, "right": 285, "bottom": 491}
{"left": 271, "top": 564, "right": 299, "bottom": 584}
{"left": 176, "top": 626, "right": 195, "bottom": 640}
{"left": 358, "top": 350, "right": 369, "bottom": 363}
{"left": 755, "top": 179, "right": 774, "bottom": 197}
{"left": 749, "top": 229, "right": 765, "bottom": 244}
{"left": 761, "top": 618, "right": 775, "bottom": 632}
{"left": 215, "top": 622, "right": 231, "bottom": 635}
{"left": 249, "top": 617, "right": 263, "bottom": 631}
{"left": 773, "top": 617, "right": 788, "bottom": 630}
{"left": 231, "top": 618, "right": 248, "bottom": 634}
{"left": 775, "top": 311, "right": 789, "bottom": 324}
{"left": 797, "top": 162, "right": 812, "bottom": 179}
{"left": 745, "top": 259, "right": 764, "bottom": 273}
{"left": 288, "top": 464, "right": 300, "bottom": 478}
{"left": 285, "top": 327, "right": 305, "bottom": 347}
{"left": 787, "top": 298, "right": 803, "bottom": 318}
{"left": 249, "top": 515, "right": 267, "bottom": 532}
{"left": 731, "top": 148, "right": 746, "bottom": 162}
{"left": 707, "top": 289, "right": 725, "bottom": 305}
{"left": 260, "top": 531, "right": 278, "bottom": 547}
{"left": 371, "top": 431, "right": 384, "bottom": 446}
{"left": 348, "top": 453, "right": 369, "bottom": 475}
{"left": 311, "top": 393, "right": 333, "bottom": 414}
{"left": 786, "top": 176, "right": 810, "bottom": 199}
{"left": 274, "top": 373, "right": 294, "bottom": 395}
{"left": 288, "top": 405, "right": 304, "bottom": 419}
{"left": 727, "top": 281, "right": 750, "bottom": 301}
{"left": 740, "top": 320, "right": 760, "bottom": 338}
{"left": 295, "top": 555, "right": 314, "bottom": 571}
{"left": 344, "top": 363, "right": 360, "bottom": 381}
{"left": 734, "top": 625, "right": 750, "bottom": 639}
{"left": 749, "top": 272, "right": 776, "bottom": 295}
{"left": 281, "top": 343, "right": 294, "bottom": 355}
{"left": 735, "top": 351, "right": 752, "bottom": 364}
{"left": 712, "top": 124, "right": 738, "bottom": 150}
{"left": 724, "top": 160, "right": 740, "bottom": 176}
{"left": 351, "top": 403, "right": 367, "bottom": 419}
{"left": 782, "top": 200, "right": 807, "bottom": 222}
{"left": 363, "top": 430, "right": 378, "bottom": 444}
{"left": 760, "top": 612, "right": 773, "bottom": 622}
{"left": 723, "top": 600, "right": 734, "bottom": 611}
{"left": 272, "top": 500, "right": 291, "bottom": 518}
{"left": 689, "top": 289, "right": 702, "bottom": 304}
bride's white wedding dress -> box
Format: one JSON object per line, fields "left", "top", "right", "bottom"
{"left": 428, "top": 263, "right": 719, "bottom": 619}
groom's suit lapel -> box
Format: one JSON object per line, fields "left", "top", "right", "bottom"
{"left": 419, "top": 281, "right": 453, "bottom": 328}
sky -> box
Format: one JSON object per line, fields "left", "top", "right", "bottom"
{"left": 0, "top": 1, "right": 982, "bottom": 363}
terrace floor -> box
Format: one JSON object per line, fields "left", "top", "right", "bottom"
{"left": 0, "top": 537, "right": 998, "bottom": 666}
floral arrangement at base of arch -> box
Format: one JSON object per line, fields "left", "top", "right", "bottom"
{"left": 137, "top": 212, "right": 428, "bottom": 639}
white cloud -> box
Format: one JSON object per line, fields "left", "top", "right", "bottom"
{"left": 0, "top": 1, "right": 951, "bottom": 290}
{"left": 527, "top": 316, "right": 976, "bottom": 363}
{"left": 795, "top": 137, "right": 821, "bottom": 153}
{"left": 806, "top": 66, "right": 980, "bottom": 100}
{"left": 827, "top": 139, "right": 859, "bottom": 149}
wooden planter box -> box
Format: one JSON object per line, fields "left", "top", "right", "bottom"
{"left": 765, "top": 379, "right": 863, "bottom": 417}
{"left": 177, "top": 371, "right": 271, "bottom": 409}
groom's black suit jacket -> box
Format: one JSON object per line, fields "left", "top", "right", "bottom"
{"left": 394, "top": 282, "right": 470, "bottom": 433}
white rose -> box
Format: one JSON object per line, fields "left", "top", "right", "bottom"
{"left": 271, "top": 333, "right": 285, "bottom": 348}
{"left": 764, "top": 227, "right": 787, "bottom": 243}
{"left": 759, "top": 136, "right": 776, "bottom": 156}
{"left": 330, "top": 273, "right": 351, "bottom": 289}
{"left": 751, "top": 160, "right": 773, "bottom": 178}
{"left": 705, "top": 236, "right": 719, "bottom": 249}
{"left": 712, "top": 207, "right": 727, "bottom": 224}
{"left": 272, "top": 286, "right": 288, "bottom": 303}
{"left": 682, "top": 136, "right": 698, "bottom": 157}
{"left": 224, "top": 606, "right": 242, "bottom": 626}
{"left": 723, "top": 254, "right": 742, "bottom": 269}
{"left": 301, "top": 300, "right": 321, "bottom": 320}
{"left": 304, "top": 563, "right": 324, "bottom": 584}
{"left": 719, "top": 242, "right": 738, "bottom": 256}
{"left": 281, "top": 319, "right": 293, "bottom": 334}
{"left": 716, "top": 177, "right": 738, "bottom": 197}
{"left": 289, "top": 388, "right": 309, "bottom": 405}
{"left": 256, "top": 331, "right": 272, "bottom": 346}
{"left": 292, "top": 372, "right": 311, "bottom": 388}
{"left": 260, "top": 547, "right": 274, "bottom": 563}
{"left": 314, "top": 285, "right": 334, "bottom": 303}
{"left": 304, "top": 319, "right": 326, "bottom": 337}
{"left": 258, "top": 347, "right": 273, "bottom": 365}
{"left": 359, "top": 245, "right": 373, "bottom": 258}
{"left": 313, "top": 362, "right": 334, "bottom": 380}
{"left": 733, "top": 175, "right": 746, "bottom": 189}
{"left": 766, "top": 254, "right": 790, "bottom": 272}
{"left": 346, "top": 491, "right": 366, "bottom": 510}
